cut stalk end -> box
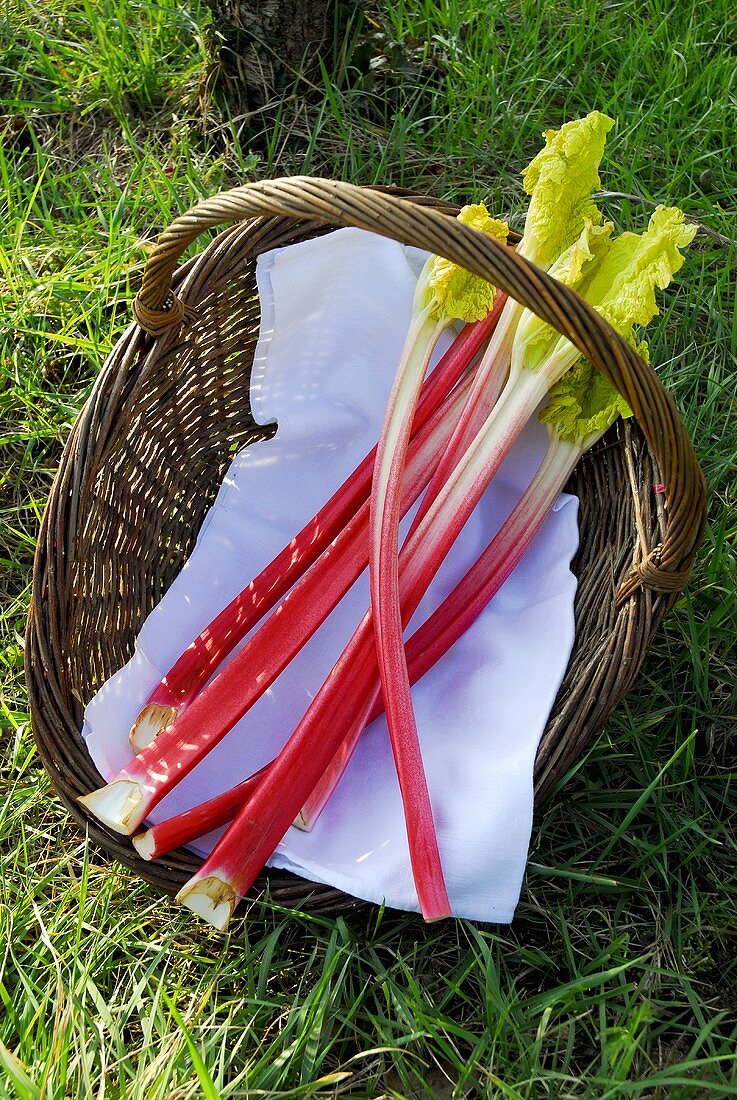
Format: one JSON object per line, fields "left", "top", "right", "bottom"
{"left": 176, "top": 875, "right": 236, "bottom": 931}
{"left": 419, "top": 897, "right": 453, "bottom": 922}
{"left": 292, "top": 810, "right": 313, "bottom": 832}
{"left": 131, "top": 830, "right": 156, "bottom": 861}
{"left": 423, "top": 913, "right": 452, "bottom": 924}
{"left": 129, "top": 703, "right": 177, "bottom": 751}
{"left": 78, "top": 779, "right": 145, "bottom": 835}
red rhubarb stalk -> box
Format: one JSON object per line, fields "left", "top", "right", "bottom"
{"left": 132, "top": 764, "right": 269, "bottom": 861}
{"left": 358, "top": 204, "right": 617, "bottom": 862}
{"left": 172, "top": 369, "right": 575, "bottom": 927}
{"left": 128, "top": 304, "right": 505, "bottom": 751}
{"left": 175, "top": 609, "right": 387, "bottom": 929}
{"left": 407, "top": 299, "right": 520, "bottom": 537}
{"left": 79, "top": 370, "right": 476, "bottom": 836}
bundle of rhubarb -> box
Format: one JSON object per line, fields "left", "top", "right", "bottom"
{"left": 80, "top": 113, "right": 696, "bottom": 930}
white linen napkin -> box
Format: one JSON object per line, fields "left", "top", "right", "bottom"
{"left": 83, "top": 227, "right": 579, "bottom": 923}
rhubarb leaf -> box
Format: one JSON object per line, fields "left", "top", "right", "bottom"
{"left": 539, "top": 352, "right": 638, "bottom": 445}
{"left": 427, "top": 204, "right": 509, "bottom": 322}
{"left": 519, "top": 111, "right": 614, "bottom": 269}
{"left": 513, "top": 218, "right": 614, "bottom": 373}
{"left": 586, "top": 206, "right": 698, "bottom": 337}
{"left": 517, "top": 204, "right": 694, "bottom": 382}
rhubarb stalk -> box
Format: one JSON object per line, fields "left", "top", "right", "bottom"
{"left": 79, "top": 366, "right": 478, "bottom": 835}
{"left": 362, "top": 116, "right": 615, "bottom": 916}
{"left": 174, "top": 202, "right": 696, "bottom": 928}
{"left": 131, "top": 764, "right": 269, "bottom": 861}
{"left": 128, "top": 301, "right": 506, "bottom": 751}
{"left": 368, "top": 205, "right": 509, "bottom": 919}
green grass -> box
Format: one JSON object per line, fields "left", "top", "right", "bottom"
{"left": 1, "top": 0, "right": 736, "bottom": 1095}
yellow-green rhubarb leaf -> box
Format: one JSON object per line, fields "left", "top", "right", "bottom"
{"left": 539, "top": 352, "right": 636, "bottom": 446}
{"left": 427, "top": 204, "right": 509, "bottom": 323}
{"left": 585, "top": 205, "right": 697, "bottom": 336}
{"left": 520, "top": 111, "right": 615, "bottom": 270}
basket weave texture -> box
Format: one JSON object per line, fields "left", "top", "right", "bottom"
{"left": 26, "top": 180, "right": 707, "bottom": 914}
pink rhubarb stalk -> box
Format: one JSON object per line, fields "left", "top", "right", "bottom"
{"left": 128, "top": 304, "right": 505, "bottom": 752}
{"left": 368, "top": 301, "right": 450, "bottom": 920}
{"left": 407, "top": 299, "right": 521, "bottom": 536}
{"left": 396, "top": 442, "right": 579, "bottom": 689}
{"left": 367, "top": 208, "right": 510, "bottom": 919}
{"left": 363, "top": 113, "right": 615, "bottom": 849}
{"left": 175, "top": 611, "right": 390, "bottom": 930}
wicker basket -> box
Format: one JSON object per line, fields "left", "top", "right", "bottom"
{"left": 25, "top": 180, "right": 707, "bottom": 915}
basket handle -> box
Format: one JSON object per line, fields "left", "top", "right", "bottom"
{"left": 133, "top": 177, "right": 706, "bottom": 601}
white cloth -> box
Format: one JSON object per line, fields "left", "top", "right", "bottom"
{"left": 83, "top": 228, "right": 579, "bottom": 922}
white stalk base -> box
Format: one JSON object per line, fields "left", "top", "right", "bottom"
{"left": 129, "top": 704, "right": 177, "bottom": 752}
{"left": 176, "top": 876, "right": 236, "bottom": 931}
{"left": 78, "top": 779, "right": 144, "bottom": 835}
